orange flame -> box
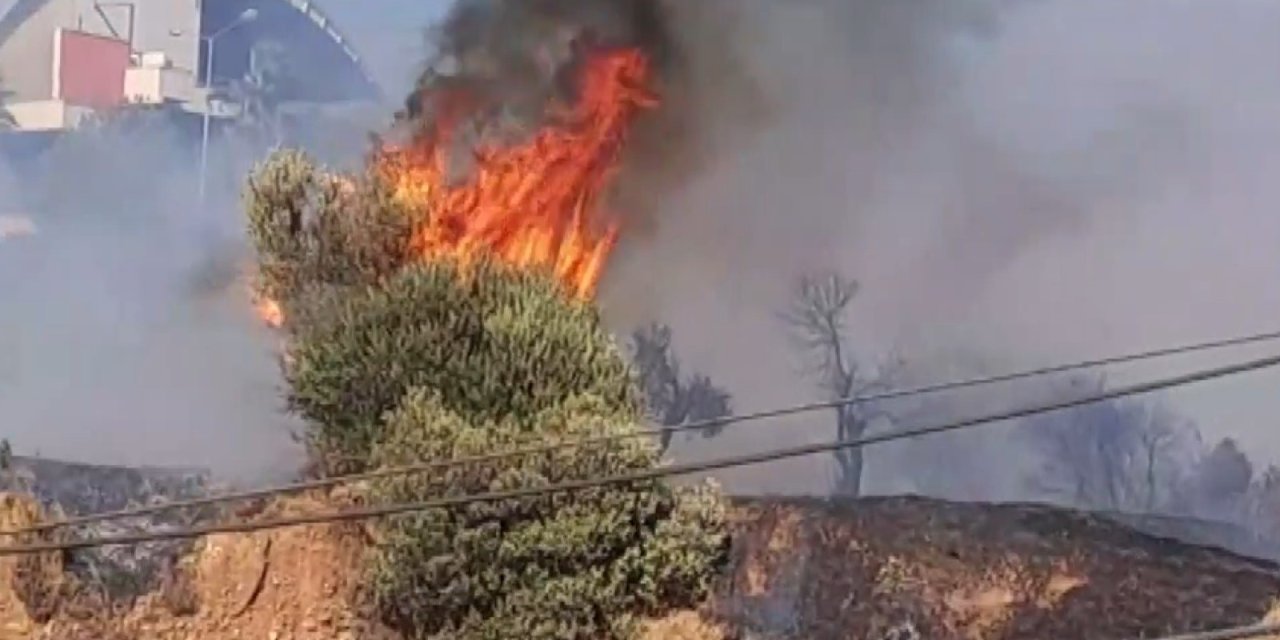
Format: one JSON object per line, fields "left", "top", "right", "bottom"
{"left": 378, "top": 47, "right": 659, "bottom": 299}
{"left": 255, "top": 296, "right": 284, "bottom": 329}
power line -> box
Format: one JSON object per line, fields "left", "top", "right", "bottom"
{"left": 2, "top": 351, "right": 1276, "bottom": 556}
{"left": 1141, "top": 622, "right": 1280, "bottom": 640}
{"left": 5, "top": 327, "right": 1280, "bottom": 537}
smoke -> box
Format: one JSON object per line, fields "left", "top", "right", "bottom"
{"left": 332, "top": 0, "right": 1280, "bottom": 498}
{"left": 0, "top": 112, "right": 305, "bottom": 481}
{"left": 398, "top": 0, "right": 760, "bottom": 213}
{"left": 591, "top": 0, "right": 1280, "bottom": 496}
{"left": 408, "top": 0, "right": 674, "bottom": 114}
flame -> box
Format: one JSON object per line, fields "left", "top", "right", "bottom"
{"left": 247, "top": 47, "right": 655, "bottom": 328}
{"left": 256, "top": 296, "right": 284, "bottom": 329}
{"left": 378, "top": 47, "right": 659, "bottom": 299}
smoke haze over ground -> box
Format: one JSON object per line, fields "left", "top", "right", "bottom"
{"left": 597, "top": 0, "right": 1280, "bottom": 496}
{"left": 0, "top": 115, "right": 313, "bottom": 481}
{"left": 5, "top": 0, "right": 1280, "bottom": 496}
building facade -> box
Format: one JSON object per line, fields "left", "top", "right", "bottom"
{"left": 0, "top": 0, "right": 379, "bottom": 131}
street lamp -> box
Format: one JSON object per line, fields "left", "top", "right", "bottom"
{"left": 197, "top": 7, "right": 258, "bottom": 211}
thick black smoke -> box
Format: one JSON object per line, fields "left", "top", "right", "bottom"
{"left": 397, "top": 0, "right": 1280, "bottom": 501}
{"left": 404, "top": 0, "right": 673, "bottom": 125}
{"left": 398, "top": 0, "right": 764, "bottom": 247}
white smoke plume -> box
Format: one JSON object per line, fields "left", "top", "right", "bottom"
{"left": 10, "top": 0, "right": 1277, "bottom": 497}
{"left": 601, "top": 0, "right": 1280, "bottom": 496}
{"left": 0, "top": 114, "right": 305, "bottom": 481}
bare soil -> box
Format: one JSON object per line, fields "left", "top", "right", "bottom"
{"left": 6, "top": 492, "right": 1280, "bottom": 640}
{"left": 712, "top": 496, "right": 1280, "bottom": 639}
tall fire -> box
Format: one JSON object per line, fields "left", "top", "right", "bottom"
{"left": 378, "top": 46, "right": 659, "bottom": 300}
{"left": 255, "top": 296, "right": 284, "bottom": 328}
{"left": 250, "top": 45, "right": 657, "bottom": 328}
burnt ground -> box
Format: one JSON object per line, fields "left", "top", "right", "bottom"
{"left": 713, "top": 496, "right": 1280, "bottom": 640}
{"left": 7, "top": 491, "right": 1280, "bottom": 639}
{"left": 1, "top": 456, "right": 208, "bottom": 514}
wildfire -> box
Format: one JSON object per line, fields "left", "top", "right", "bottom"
{"left": 249, "top": 47, "right": 655, "bottom": 329}
{"left": 255, "top": 295, "right": 284, "bottom": 329}
{"left": 378, "top": 46, "right": 659, "bottom": 299}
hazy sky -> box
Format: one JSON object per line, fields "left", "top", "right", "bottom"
{"left": 9, "top": 0, "right": 1279, "bottom": 489}
{"left": 312, "top": 0, "right": 1280, "bottom": 475}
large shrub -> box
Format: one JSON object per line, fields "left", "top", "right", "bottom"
{"left": 368, "top": 390, "right": 726, "bottom": 639}
{"left": 244, "top": 148, "right": 729, "bottom": 639}
{"left": 243, "top": 149, "right": 415, "bottom": 329}
{"left": 285, "top": 259, "right": 639, "bottom": 470}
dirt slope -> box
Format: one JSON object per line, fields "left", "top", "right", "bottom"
{"left": 1, "top": 494, "right": 398, "bottom": 640}
{"left": 0, "top": 494, "right": 46, "bottom": 639}
{"left": 713, "top": 496, "right": 1280, "bottom": 639}
{"left": 6, "top": 492, "right": 1280, "bottom": 639}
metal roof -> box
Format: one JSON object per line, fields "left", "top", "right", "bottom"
{"left": 236, "top": 0, "right": 379, "bottom": 100}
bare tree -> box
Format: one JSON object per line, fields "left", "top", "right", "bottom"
{"left": 628, "top": 323, "right": 732, "bottom": 457}
{"left": 1021, "top": 375, "right": 1199, "bottom": 513}
{"left": 1136, "top": 407, "right": 1194, "bottom": 511}
{"left": 1246, "top": 465, "right": 1280, "bottom": 537}
{"left": 780, "top": 271, "right": 897, "bottom": 497}
{"left": 0, "top": 438, "right": 15, "bottom": 493}
{"left": 1192, "top": 437, "right": 1254, "bottom": 521}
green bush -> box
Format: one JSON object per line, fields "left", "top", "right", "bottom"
{"left": 243, "top": 149, "right": 415, "bottom": 327}
{"left": 285, "top": 259, "right": 639, "bottom": 471}
{"left": 368, "top": 389, "right": 727, "bottom": 640}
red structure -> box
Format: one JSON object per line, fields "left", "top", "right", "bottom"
{"left": 53, "top": 28, "right": 128, "bottom": 108}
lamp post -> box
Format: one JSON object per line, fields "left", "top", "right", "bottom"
{"left": 197, "top": 8, "right": 258, "bottom": 212}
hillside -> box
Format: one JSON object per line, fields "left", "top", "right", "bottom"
{"left": 0, "top": 456, "right": 214, "bottom": 613}
{"left": 713, "top": 497, "right": 1280, "bottom": 639}
{"left": 6, "top": 492, "right": 1280, "bottom": 639}
{"left": 0, "top": 456, "right": 208, "bottom": 514}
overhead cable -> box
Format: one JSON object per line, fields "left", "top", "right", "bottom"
{"left": 1, "top": 350, "right": 1276, "bottom": 555}
{"left": 1137, "top": 622, "right": 1280, "bottom": 640}
{"left": 6, "top": 327, "right": 1279, "bottom": 537}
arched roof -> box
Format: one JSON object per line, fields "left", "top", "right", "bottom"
{"left": 0, "top": 0, "right": 382, "bottom": 104}
{"left": 202, "top": 0, "right": 382, "bottom": 103}
{"left": 0, "top": 0, "right": 50, "bottom": 46}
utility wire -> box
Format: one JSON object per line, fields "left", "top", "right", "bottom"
{"left": 1140, "top": 622, "right": 1280, "bottom": 640}
{"left": 5, "top": 327, "right": 1280, "bottom": 538}
{"left": 2, "top": 351, "right": 1276, "bottom": 556}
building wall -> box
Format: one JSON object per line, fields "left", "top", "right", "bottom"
{"left": 5, "top": 98, "right": 92, "bottom": 129}
{"left": 54, "top": 28, "right": 128, "bottom": 107}
{"left": 123, "top": 64, "right": 196, "bottom": 104}
{"left": 139, "top": 0, "right": 199, "bottom": 74}
{"left": 0, "top": 0, "right": 74, "bottom": 101}
{"left": 72, "top": 0, "right": 199, "bottom": 74}
{"left": 0, "top": 0, "right": 199, "bottom": 105}
{"left": 0, "top": 0, "right": 377, "bottom": 132}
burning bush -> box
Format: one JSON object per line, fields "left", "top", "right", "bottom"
{"left": 243, "top": 150, "right": 417, "bottom": 330}
{"left": 244, "top": 183, "right": 728, "bottom": 633}
{"left": 243, "top": 3, "right": 730, "bottom": 634}
{"left": 283, "top": 259, "right": 639, "bottom": 471}
{"left": 262, "top": 259, "right": 726, "bottom": 638}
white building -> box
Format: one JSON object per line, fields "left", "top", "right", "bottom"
{"left": 0, "top": 0, "right": 379, "bottom": 131}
